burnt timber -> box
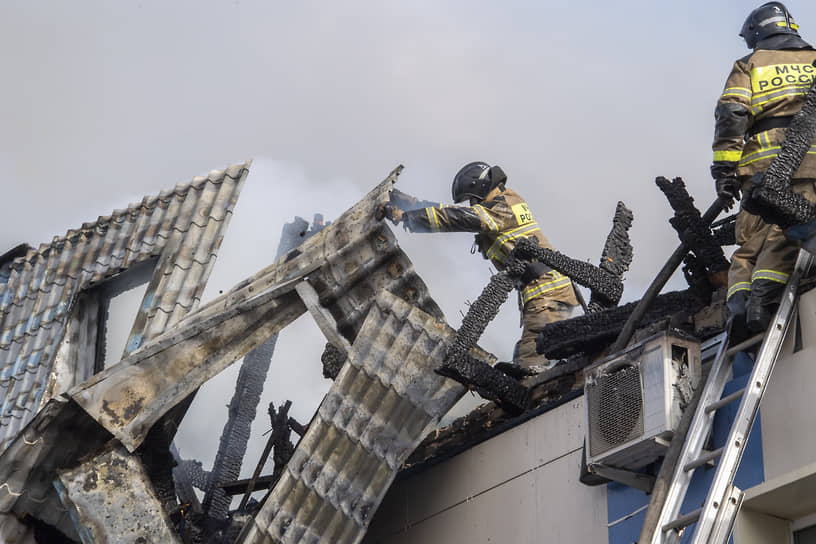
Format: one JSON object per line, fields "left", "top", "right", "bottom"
{"left": 0, "top": 159, "right": 752, "bottom": 543}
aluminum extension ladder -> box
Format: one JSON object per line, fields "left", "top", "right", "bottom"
{"left": 648, "top": 249, "right": 813, "bottom": 544}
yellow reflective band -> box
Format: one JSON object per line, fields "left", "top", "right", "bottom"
{"left": 521, "top": 274, "right": 573, "bottom": 305}
{"left": 727, "top": 282, "right": 751, "bottom": 299}
{"left": 721, "top": 87, "right": 751, "bottom": 99}
{"left": 750, "top": 64, "right": 816, "bottom": 94}
{"left": 485, "top": 223, "right": 541, "bottom": 261}
{"left": 739, "top": 145, "right": 816, "bottom": 166}
{"left": 751, "top": 268, "right": 790, "bottom": 284}
{"left": 752, "top": 84, "right": 810, "bottom": 102}
{"left": 714, "top": 150, "right": 743, "bottom": 162}
{"left": 425, "top": 207, "right": 442, "bottom": 232}
{"left": 751, "top": 88, "right": 809, "bottom": 113}
{"left": 791, "top": 22, "right": 799, "bottom": 30}
{"left": 472, "top": 205, "right": 499, "bottom": 232}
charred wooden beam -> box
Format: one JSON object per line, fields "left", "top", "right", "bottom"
{"left": 656, "top": 176, "right": 729, "bottom": 274}
{"left": 711, "top": 215, "right": 737, "bottom": 246}
{"left": 268, "top": 401, "right": 297, "bottom": 490}
{"left": 403, "top": 377, "right": 584, "bottom": 475}
{"left": 536, "top": 290, "right": 704, "bottom": 360}
{"left": 512, "top": 237, "right": 624, "bottom": 308}
{"left": 609, "top": 198, "right": 726, "bottom": 353}
{"left": 237, "top": 400, "right": 296, "bottom": 512}
{"left": 221, "top": 474, "right": 277, "bottom": 495}
{"left": 438, "top": 263, "right": 530, "bottom": 413}
{"left": 589, "top": 202, "right": 634, "bottom": 312}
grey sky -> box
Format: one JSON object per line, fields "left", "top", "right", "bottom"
{"left": 3, "top": 0, "right": 815, "bottom": 484}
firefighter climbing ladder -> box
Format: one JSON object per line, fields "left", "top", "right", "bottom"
{"left": 648, "top": 249, "right": 813, "bottom": 544}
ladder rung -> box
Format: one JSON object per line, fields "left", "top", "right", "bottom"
{"left": 684, "top": 447, "right": 724, "bottom": 472}
{"left": 662, "top": 508, "right": 701, "bottom": 532}
{"left": 705, "top": 388, "right": 745, "bottom": 414}
{"left": 724, "top": 332, "right": 764, "bottom": 357}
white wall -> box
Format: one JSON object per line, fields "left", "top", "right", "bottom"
{"left": 364, "top": 397, "right": 608, "bottom": 544}
{"left": 760, "top": 287, "right": 816, "bottom": 481}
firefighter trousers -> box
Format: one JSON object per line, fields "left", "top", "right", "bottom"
{"left": 728, "top": 179, "right": 816, "bottom": 305}
{"left": 514, "top": 296, "right": 575, "bottom": 368}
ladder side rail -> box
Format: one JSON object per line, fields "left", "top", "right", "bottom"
{"left": 691, "top": 250, "right": 813, "bottom": 544}
{"left": 649, "top": 333, "right": 732, "bottom": 544}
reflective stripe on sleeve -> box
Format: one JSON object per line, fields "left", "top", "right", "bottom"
{"left": 425, "top": 207, "right": 442, "bottom": 232}
{"left": 727, "top": 281, "right": 751, "bottom": 300}
{"left": 472, "top": 204, "right": 499, "bottom": 232}
{"left": 721, "top": 87, "right": 752, "bottom": 100}
{"left": 521, "top": 273, "right": 573, "bottom": 305}
{"left": 714, "top": 150, "right": 743, "bottom": 162}
{"left": 751, "top": 268, "right": 790, "bottom": 284}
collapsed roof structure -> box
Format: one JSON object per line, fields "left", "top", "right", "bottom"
{"left": 0, "top": 158, "right": 765, "bottom": 543}
{"left": 0, "top": 163, "right": 505, "bottom": 543}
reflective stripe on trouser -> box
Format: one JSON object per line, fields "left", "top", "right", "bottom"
{"left": 727, "top": 179, "right": 816, "bottom": 301}
{"left": 514, "top": 297, "right": 575, "bottom": 368}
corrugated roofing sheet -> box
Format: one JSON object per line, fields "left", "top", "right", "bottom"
{"left": 239, "top": 290, "right": 489, "bottom": 544}
{"left": 69, "top": 165, "right": 441, "bottom": 454}
{"left": 0, "top": 161, "right": 249, "bottom": 452}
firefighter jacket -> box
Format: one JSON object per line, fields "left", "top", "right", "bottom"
{"left": 401, "top": 186, "right": 578, "bottom": 308}
{"left": 712, "top": 35, "right": 816, "bottom": 179}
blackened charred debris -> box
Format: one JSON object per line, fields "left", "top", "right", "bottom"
{"left": 4, "top": 158, "right": 809, "bottom": 544}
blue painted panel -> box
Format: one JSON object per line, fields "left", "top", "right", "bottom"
{"left": 608, "top": 351, "right": 765, "bottom": 544}
{"left": 608, "top": 481, "right": 650, "bottom": 543}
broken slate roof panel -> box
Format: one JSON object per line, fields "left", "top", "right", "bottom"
{"left": 240, "top": 290, "right": 490, "bottom": 544}
{"left": 0, "top": 161, "right": 249, "bottom": 453}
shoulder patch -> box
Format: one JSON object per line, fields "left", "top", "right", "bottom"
{"left": 511, "top": 202, "right": 535, "bottom": 225}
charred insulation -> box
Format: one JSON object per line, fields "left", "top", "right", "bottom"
{"left": 321, "top": 343, "right": 347, "bottom": 379}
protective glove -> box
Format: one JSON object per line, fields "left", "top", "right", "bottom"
{"left": 711, "top": 161, "right": 740, "bottom": 211}
{"left": 715, "top": 177, "right": 740, "bottom": 211}
{"left": 375, "top": 203, "right": 404, "bottom": 225}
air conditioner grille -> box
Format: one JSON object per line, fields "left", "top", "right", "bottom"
{"left": 587, "top": 364, "right": 644, "bottom": 457}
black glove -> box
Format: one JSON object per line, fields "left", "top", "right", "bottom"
{"left": 711, "top": 161, "right": 740, "bottom": 211}
{"left": 715, "top": 177, "right": 740, "bottom": 210}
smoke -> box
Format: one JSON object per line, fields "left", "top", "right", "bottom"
{"left": 175, "top": 158, "right": 525, "bottom": 475}
{"left": 176, "top": 159, "right": 366, "bottom": 481}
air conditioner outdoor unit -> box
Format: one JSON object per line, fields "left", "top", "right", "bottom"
{"left": 585, "top": 330, "right": 701, "bottom": 472}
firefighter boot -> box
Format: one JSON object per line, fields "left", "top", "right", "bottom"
{"left": 726, "top": 291, "right": 749, "bottom": 345}
{"left": 746, "top": 280, "right": 784, "bottom": 334}
{"left": 745, "top": 299, "right": 778, "bottom": 334}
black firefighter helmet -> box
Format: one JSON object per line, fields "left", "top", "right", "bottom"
{"left": 740, "top": 2, "right": 801, "bottom": 49}
{"left": 451, "top": 162, "right": 508, "bottom": 203}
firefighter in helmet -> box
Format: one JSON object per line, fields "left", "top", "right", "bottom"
{"left": 379, "top": 162, "right": 579, "bottom": 370}
{"left": 713, "top": 2, "right": 816, "bottom": 334}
